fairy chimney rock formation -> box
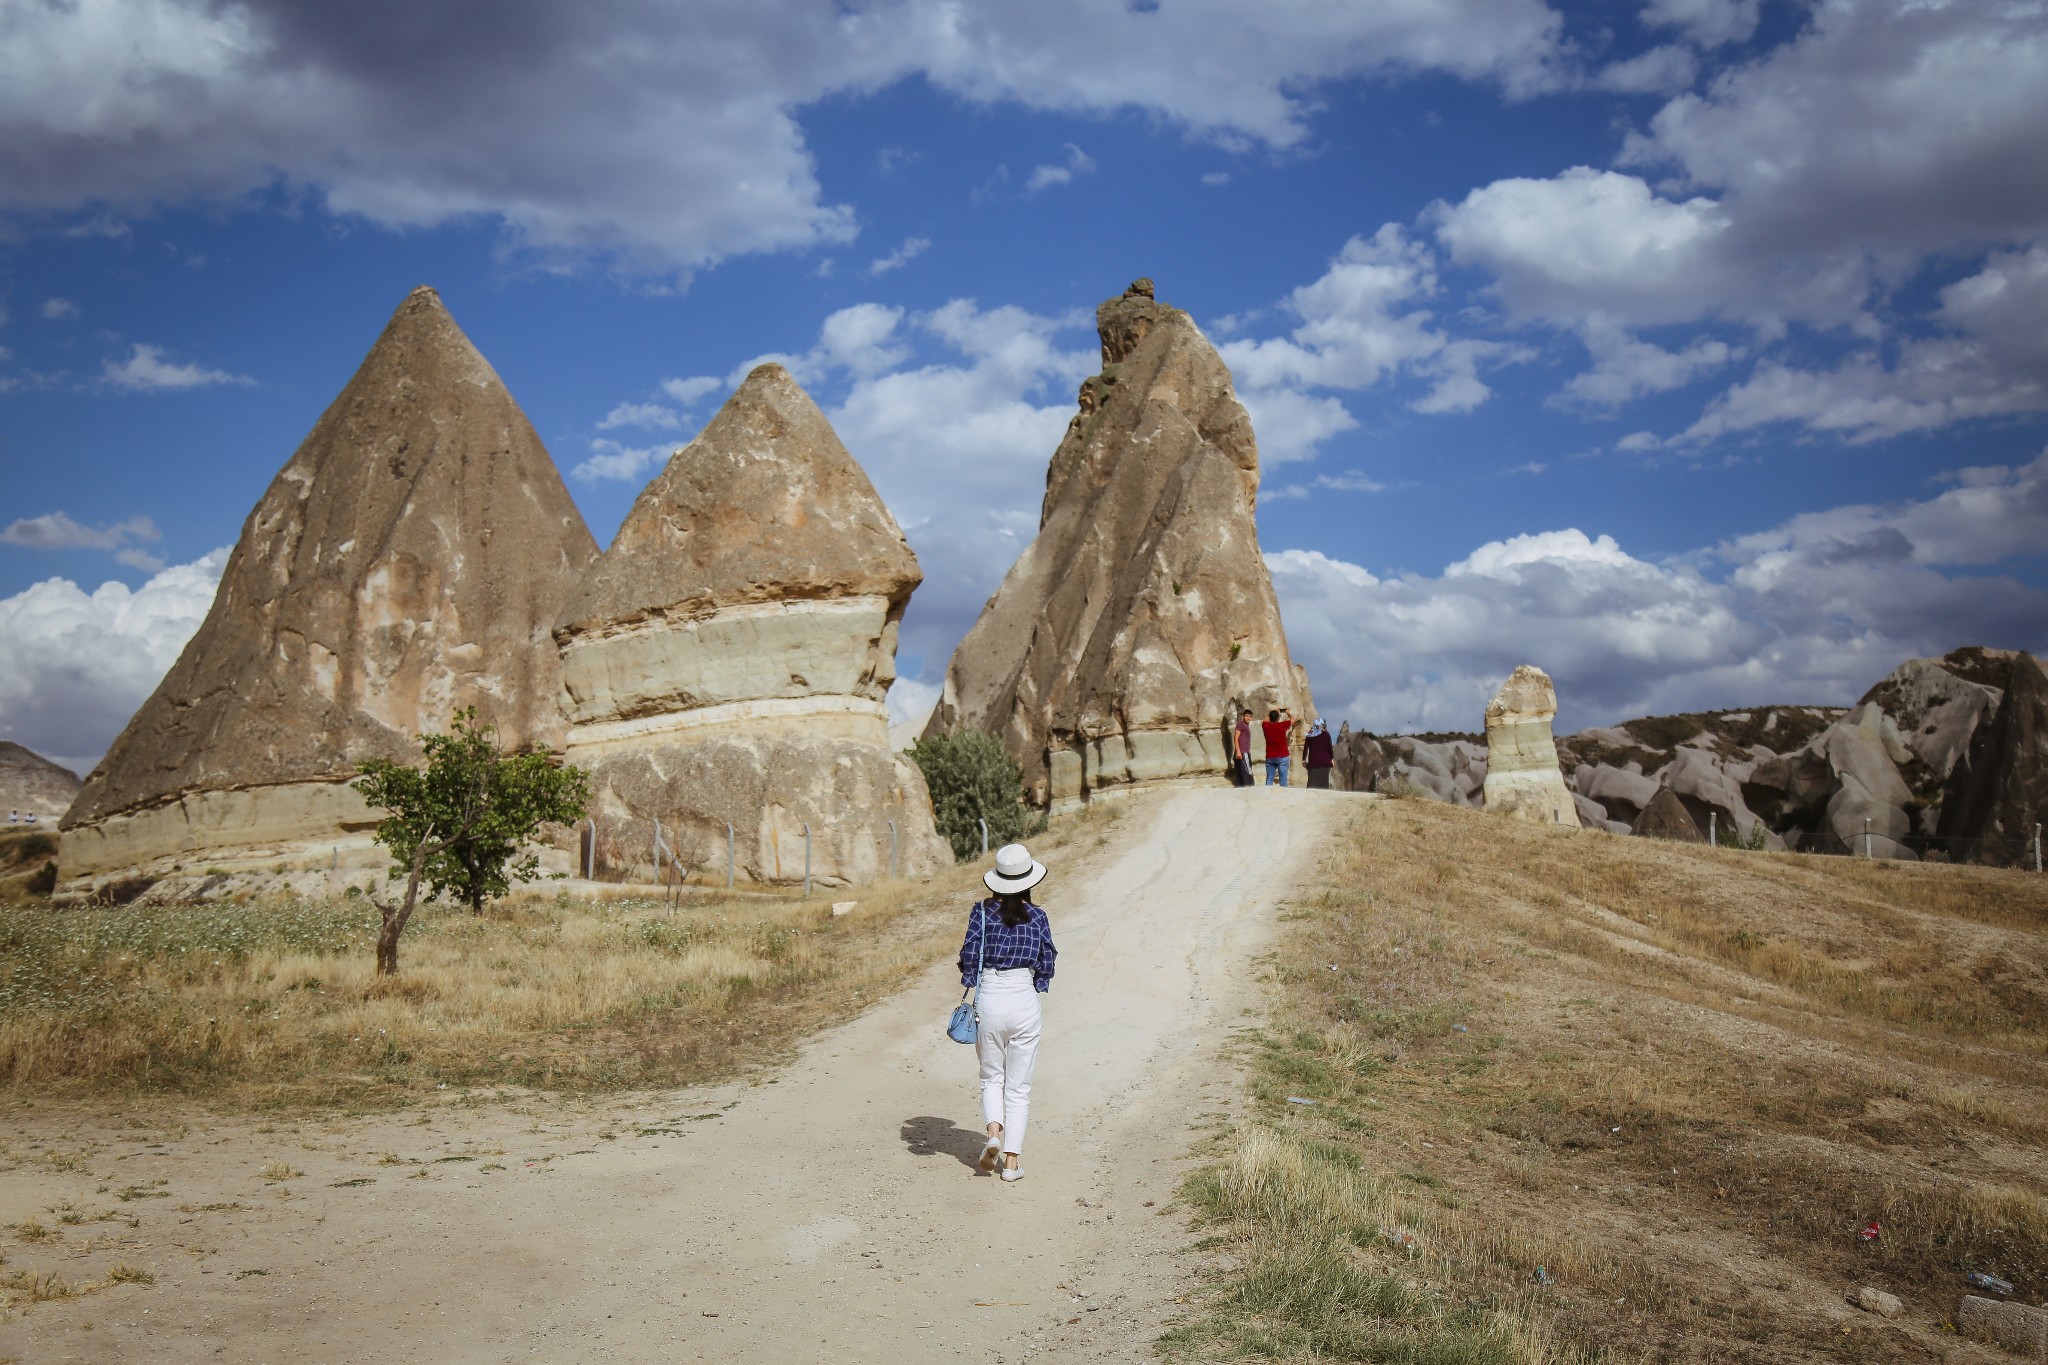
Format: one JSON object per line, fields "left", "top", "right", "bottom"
{"left": 1480, "top": 665, "right": 1582, "bottom": 827}
{"left": 554, "top": 363, "right": 949, "bottom": 887}
{"left": 925, "top": 279, "right": 1313, "bottom": 810}
{"left": 60, "top": 286, "right": 599, "bottom": 894}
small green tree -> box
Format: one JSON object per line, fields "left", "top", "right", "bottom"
{"left": 909, "top": 729, "right": 1044, "bottom": 862}
{"left": 353, "top": 707, "right": 588, "bottom": 974}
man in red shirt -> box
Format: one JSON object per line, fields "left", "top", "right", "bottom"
{"left": 1260, "top": 708, "right": 1296, "bottom": 787}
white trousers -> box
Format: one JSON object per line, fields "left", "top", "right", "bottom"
{"left": 975, "top": 969, "right": 1042, "bottom": 1154}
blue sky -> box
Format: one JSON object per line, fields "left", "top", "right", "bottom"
{"left": 3, "top": 0, "right": 2047, "bottom": 773}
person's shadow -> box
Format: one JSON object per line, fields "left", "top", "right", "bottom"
{"left": 900, "top": 1116, "right": 987, "bottom": 1171}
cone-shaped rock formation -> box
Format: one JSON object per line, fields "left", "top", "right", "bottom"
{"left": 1633, "top": 785, "right": 1703, "bottom": 842}
{"left": 924, "top": 279, "right": 1312, "bottom": 809}
{"left": 1, "top": 742, "right": 81, "bottom": 824}
{"left": 1480, "top": 666, "right": 1580, "bottom": 827}
{"left": 61, "top": 286, "right": 598, "bottom": 892}
{"left": 554, "top": 363, "right": 949, "bottom": 887}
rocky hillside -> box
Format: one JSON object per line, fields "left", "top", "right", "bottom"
{"left": 0, "top": 741, "right": 81, "bottom": 823}
{"left": 1335, "top": 647, "right": 2046, "bottom": 865}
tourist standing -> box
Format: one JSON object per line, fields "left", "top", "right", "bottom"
{"left": 1232, "top": 708, "right": 1255, "bottom": 787}
{"left": 1261, "top": 708, "right": 1296, "bottom": 787}
{"left": 958, "top": 843, "right": 1057, "bottom": 1182}
{"left": 1304, "top": 718, "right": 1335, "bottom": 788}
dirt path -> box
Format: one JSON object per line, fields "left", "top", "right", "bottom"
{"left": 0, "top": 786, "right": 1347, "bottom": 1364}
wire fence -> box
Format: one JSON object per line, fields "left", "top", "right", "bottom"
{"left": 1775, "top": 824, "right": 2044, "bottom": 868}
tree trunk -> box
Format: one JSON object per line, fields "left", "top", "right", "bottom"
{"left": 374, "top": 835, "right": 434, "bottom": 976}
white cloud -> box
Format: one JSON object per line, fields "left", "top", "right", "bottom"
{"left": 1217, "top": 225, "right": 1523, "bottom": 459}
{"left": 1200, "top": 171, "right": 1231, "bottom": 187}
{"left": 1432, "top": 168, "right": 1751, "bottom": 328}
{"left": 886, "top": 676, "right": 938, "bottom": 730}
{"left": 1623, "top": 1, "right": 2048, "bottom": 258}
{"left": 817, "top": 298, "right": 1095, "bottom": 675}
{"left": 0, "top": 549, "right": 229, "bottom": 774}
{"left": 1430, "top": 5, "right": 2048, "bottom": 437}
{"left": 1271, "top": 454, "right": 2048, "bottom": 734}
{"left": 572, "top": 438, "right": 672, "bottom": 483}
{"left": 0, "top": 0, "right": 1566, "bottom": 276}
{"left": 1024, "top": 143, "right": 1095, "bottom": 194}
{"left": 1639, "top": 0, "right": 1758, "bottom": 49}
{"left": 1558, "top": 319, "right": 1737, "bottom": 406}
{"left": 659, "top": 375, "right": 723, "bottom": 407}
{"left": 40, "top": 297, "right": 80, "bottom": 321}
{"left": 1, "top": 511, "right": 161, "bottom": 553}
{"left": 596, "top": 401, "right": 680, "bottom": 431}
{"left": 102, "top": 343, "right": 252, "bottom": 391}
{"left": 1593, "top": 43, "right": 1696, "bottom": 94}
{"left": 867, "top": 235, "right": 931, "bottom": 275}
{"left": 1267, "top": 469, "right": 1385, "bottom": 500}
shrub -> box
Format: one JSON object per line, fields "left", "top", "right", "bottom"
{"left": 908, "top": 729, "right": 1045, "bottom": 862}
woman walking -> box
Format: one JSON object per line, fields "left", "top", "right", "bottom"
{"left": 959, "top": 843, "right": 1057, "bottom": 1182}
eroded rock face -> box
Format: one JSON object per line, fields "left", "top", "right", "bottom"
{"left": 1480, "top": 666, "right": 1580, "bottom": 827}
{"left": 60, "top": 287, "right": 599, "bottom": 892}
{"left": 925, "top": 280, "right": 1312, "bottom": 809}
{"left": 556, "top": 364, "right": 949, "bottom": 887}
{"left": 0, "top": 743, "right": 80, "bottom": 823}
{"left": 1938, "top": 651, "right": 2048, "bottom": 867}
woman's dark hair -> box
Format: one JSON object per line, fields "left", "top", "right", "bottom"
{"left": 994, "top": 890, "right": 1033, "bottom": 926}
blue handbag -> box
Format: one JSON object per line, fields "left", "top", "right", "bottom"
{"left": 947, "top": 903, "right": 986, "bottom": 1044}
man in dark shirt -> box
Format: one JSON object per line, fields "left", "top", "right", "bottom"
{"left": 1261, "top": 708, "right": 1296, "bottom": 787}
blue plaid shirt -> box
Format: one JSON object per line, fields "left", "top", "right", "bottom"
{"left": 959, "top": 900, "right": 1057, "bottom": 994}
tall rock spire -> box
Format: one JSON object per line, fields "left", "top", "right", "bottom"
{"left": 61, "top": 286, "right": 599, "bottom": 894}
{"left": 925, "top": 278, "right": 1313, "bottom": 809}
{"left": 554, "top": 363, "right": 949, "bottom": 887}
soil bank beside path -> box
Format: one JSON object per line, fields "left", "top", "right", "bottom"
{"left": 0, "top": 785, "right": 1349, "bottom": 1364}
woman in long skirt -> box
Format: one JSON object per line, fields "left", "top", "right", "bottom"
{"left": 959, "top": 843, "right": 1057, "bottom": 1182}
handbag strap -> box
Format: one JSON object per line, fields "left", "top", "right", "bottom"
{"left": 962, "top": 899, "right": 989, "bottom": 1003}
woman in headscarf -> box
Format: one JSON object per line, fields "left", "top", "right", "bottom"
{"left": 1304, "top": 716, "right": 1336, "bottom": 788}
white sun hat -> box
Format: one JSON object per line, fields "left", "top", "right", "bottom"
{"left": 984, "top": 842, "right": 1048, "bottom": 896}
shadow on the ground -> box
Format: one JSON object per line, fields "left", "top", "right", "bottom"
{"left": 900, "top": 1115, "right": 986, "bottom": 1170}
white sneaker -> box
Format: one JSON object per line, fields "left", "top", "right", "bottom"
{"left": 978, "top": 1137, "right": 1002, "bottom": 1173}
{"left": 1000, "top": 1166, "right": 1024, "bottom": 1183}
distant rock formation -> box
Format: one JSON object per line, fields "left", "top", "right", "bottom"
{"left": 1937, "top": 651, "right": 2048, "bottom": 866}
{"left": 925, "top": 279, "right": 1312, "bottom": 809}
{"left": 60, "top": 286, "right": 599, "bottom": 895}
{"left": 1634, "top": 785, "right": 1703, "bottom": 842}
{"left": 1480, "top": 666, "right": 1580, "bottom": 827}
{"left": 0, "top": 742, "right": 81, "bottom": 823}
{"left": 553, "top": 363, "right": 949, "bottom": 887}
{"left": 1332, "top": 645, "right": 2034, "bottom": 860}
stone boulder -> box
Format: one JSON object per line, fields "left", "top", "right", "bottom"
{"left": 924, "top": 279, "right": 1312, "bottom": 810}
{"left": 0, "top": 742, "right": 81, "bottom": 823}
{"left": 1633, "top": 785, "right": 1703, "bottom": 842}
{"left": 1937, "top": 650, "right": 2048, "bottom": 867}
{"left": 60, "top": 287, "right": 599, "bottom": 895}
{"left": 554, "top": 363, "right": 949, "bottom": 887}
{"left": 1860, "top": 654, "right": 2001, "bottom": 780}
{"left": 1332, "top": 723, "right": 1388, "bottom": 792}
{"left": 1480, "top": 666, "right": 1580, "bottom": 827}
{"left": 1659, "top": 746, "right": 1767, "bottom": 842}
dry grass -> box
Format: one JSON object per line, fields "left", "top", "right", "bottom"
{"left": 0, "top": 809, "right": 1126, "bottom": 1109}
{"left": 0, "top": 867, "right": 986, "bottom": 1105}
{"left": 1173, "top": 797, "right": 2048, "bottom": 1363}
